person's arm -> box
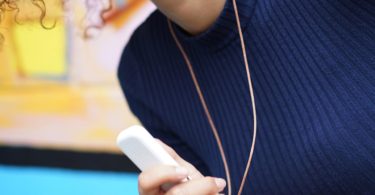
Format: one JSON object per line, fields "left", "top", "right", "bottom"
{"left": 150, "top": 0, "right": 226, "bottom": 35}
{"left": 118, "top": 43, "right": 226, "bottom": 194}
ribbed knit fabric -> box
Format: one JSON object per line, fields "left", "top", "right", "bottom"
{"left": 118, "top": 0, "right": 375, "bottom": 194}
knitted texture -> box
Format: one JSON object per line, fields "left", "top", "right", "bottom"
{"left": 118, "top": 0, "right": 375, "bottom": 194}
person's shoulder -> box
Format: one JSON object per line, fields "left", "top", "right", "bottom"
{"left": 117, "top": 11, "right": 167, "bottom": 94}
{"left": 127, "top": 10, "right": 167, "bottom": 51}
{"left": 120, "top": 10, "right": 168, "bottom": 67}
{"left": 136, "top": 11, "right": 167, "bottom": 36}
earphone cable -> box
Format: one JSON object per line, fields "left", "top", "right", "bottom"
{"left": 168, "top": 0, "right": 257, "bottom": 193}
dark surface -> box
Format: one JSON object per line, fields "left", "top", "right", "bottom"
{"left": 0, "top": 145, "right": 139, "bottom": 172}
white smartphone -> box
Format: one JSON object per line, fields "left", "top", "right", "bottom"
{"left": 116, "top": 125, "right": 190, "bottom": 190}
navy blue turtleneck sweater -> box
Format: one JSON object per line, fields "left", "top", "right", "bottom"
{"left": 118, "top": 0, "right": 375, "bottom": 194}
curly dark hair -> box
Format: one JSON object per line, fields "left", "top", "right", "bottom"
{"left": 0, "top": 0, "right": 53, "bottom": 49}
{"left": 2, "top": 0, "right": 58, "bottom": 28}
{"left": 82, "top": 0, "right": 112, "bottom": 38}
{"left": 0, "top": 0, "right": 112, "bottom": 49}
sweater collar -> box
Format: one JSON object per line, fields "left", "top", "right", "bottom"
{"left": 169, "top": 0, "right": 257, "bottom": 52}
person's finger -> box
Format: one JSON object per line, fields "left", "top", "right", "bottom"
{"left": 138, "top": 165, "right": 189, "bottom": 194}
{"left": 166, "top": 177, "right": 226, "bottom": 195}
{"left": 155, "top": 139, "right": 184, "bottom": 162}
{"left": 155, "top": 139, "right": 203, "bottom": 179}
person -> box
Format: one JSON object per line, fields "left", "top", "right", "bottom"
{"left": 117, "top": 0, "right": 375, "bottom": 194}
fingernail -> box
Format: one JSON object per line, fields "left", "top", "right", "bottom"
{"left": 175, "top": 167, "right": 188, "bottom": 178}
{"left": 215, "top": 178, "right": 226, "bottom": 190}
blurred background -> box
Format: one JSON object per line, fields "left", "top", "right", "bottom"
{"left": 0, "top": 0, "right": 156, "bottom": 194}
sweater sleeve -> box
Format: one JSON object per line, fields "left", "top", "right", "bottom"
{"left": 117, "top": 42, "right": 211, "bottom": 175}
{"left": 170, "top": 0, "right": 257, "bottom": 51}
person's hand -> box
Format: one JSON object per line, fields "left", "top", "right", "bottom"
{"left": 138, "top": 140, "right": 227, "bottom": 195}
{"left": 150, "top": 0, "right": 226, "bottom": 35}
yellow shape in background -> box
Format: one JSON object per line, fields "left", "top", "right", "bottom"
{"left": 84, "top": 127, "right": 117, "bottom": 140}
{"left": 13, "top": 20, "right": 66, "bottom": 77}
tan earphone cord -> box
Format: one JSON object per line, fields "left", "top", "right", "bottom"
{"left": 168, "top": 0, "right": 258, "bottom": 194}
